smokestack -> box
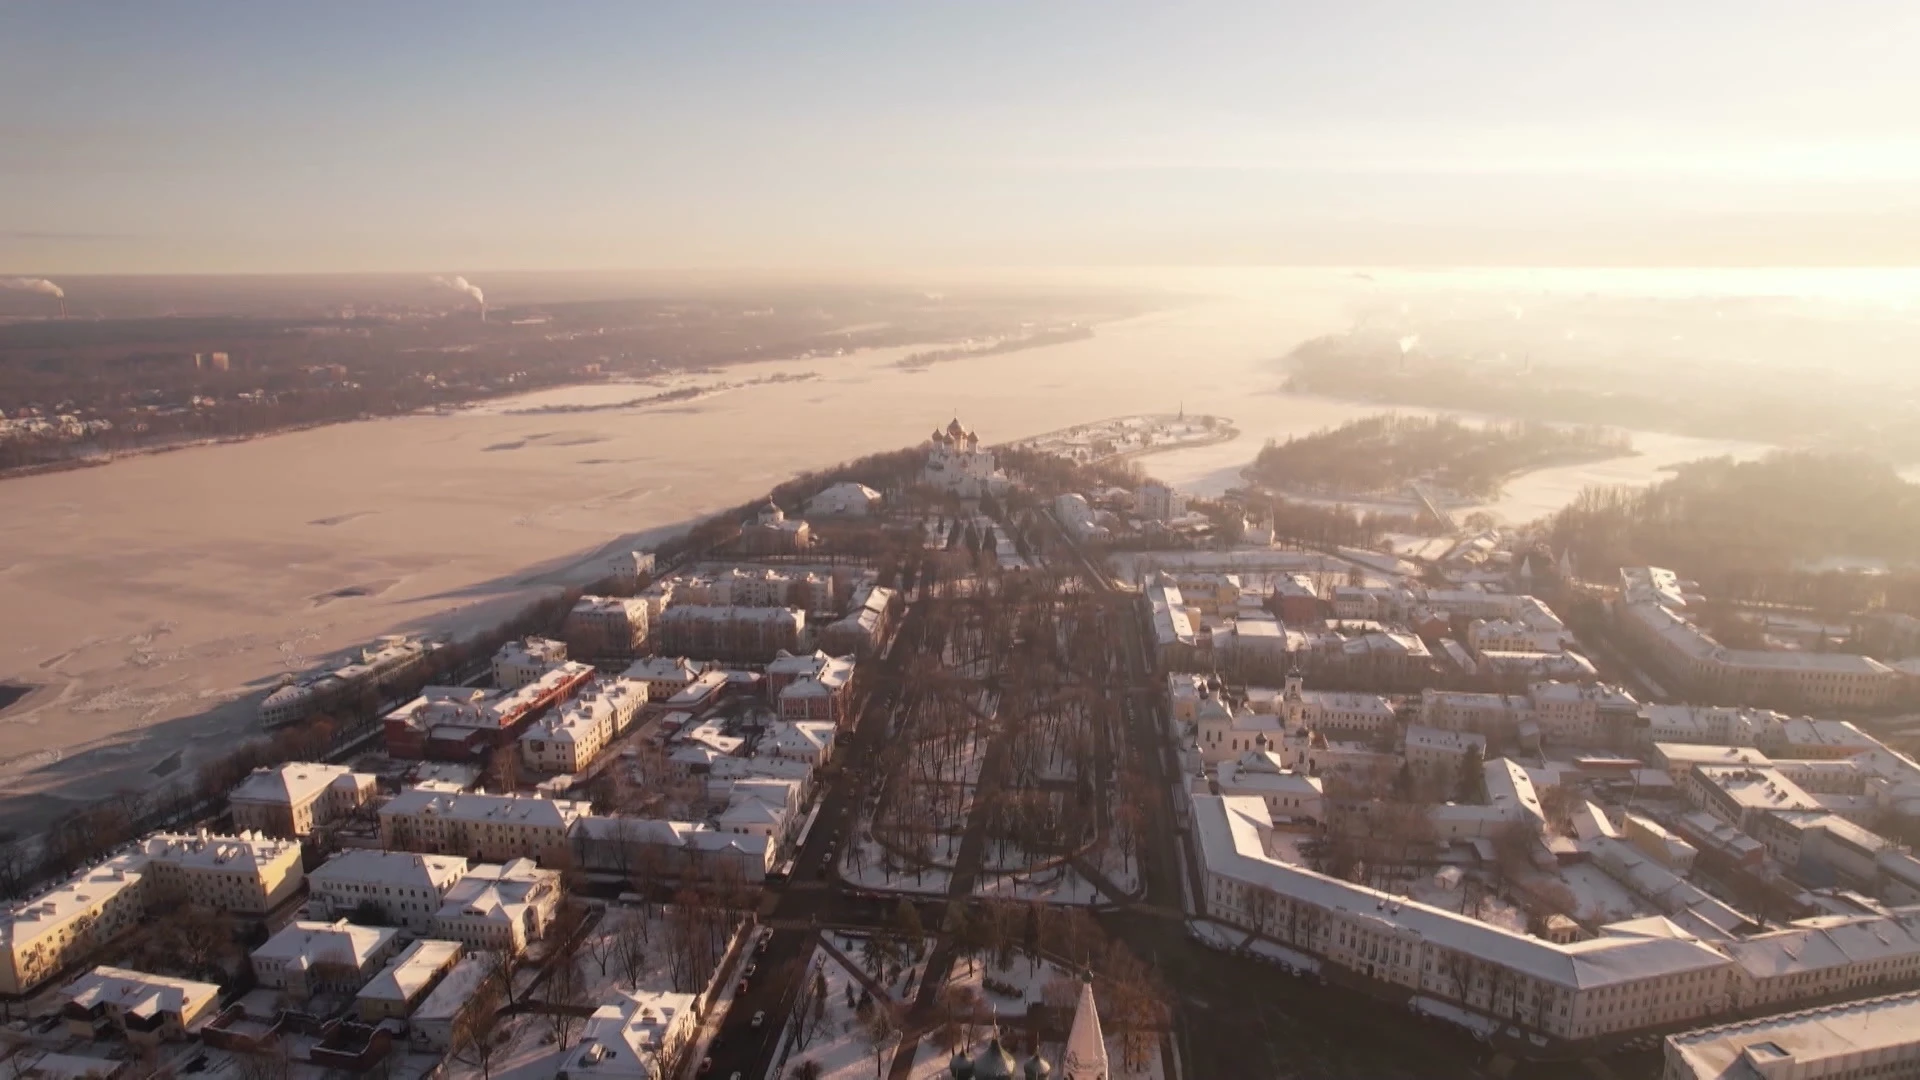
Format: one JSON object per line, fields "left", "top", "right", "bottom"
{"left": 2, "top": 277, "right": 65, "bottom": 318}
{"left": 431, "top": 275, "right": 485, "bottom": 318}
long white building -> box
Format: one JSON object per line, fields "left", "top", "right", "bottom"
{"left": 1194, "top": 794, "right": 1736, "bottom": 1045}
{"left": 379, "top": 787, "right": 590, "bottom": 865}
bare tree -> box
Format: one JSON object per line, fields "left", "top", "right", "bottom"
{"left": 863, "top": 1003, "right": 901, "bottom": 1080}
{"left": 543, "top": 955, "right": 590, "bottom": 1049}
{"left": 449, "top": 976, "right": 506, "bottom": 1080}
{"left": 582, "top": 922, "right": 618, "bottom": 980}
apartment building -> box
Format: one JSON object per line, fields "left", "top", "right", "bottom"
{"left": 655, "top": 605, "right": 805, "bottom": 663}
{"left": 677, "top": 567, "right": 835, "bottom": 612}
{"left": 1195, "top": 794, "right": 1735, "bottom": 1046}
{"left": 1527, "top": 682, "right": 1641, "bottom": 747}
{"left": 492, "top": 638, "right": 569, "bottom": 689}
{"left": 139, "top": 832, "right": 304, "bottom": 915}
{"left": 1403, "top": 724, "right": 1486, "bottom": 777}
{"left": 1685, "top": 766, "right": 1822, "bottom": 831}
{"left": 429, "top": 859, "right": 560, "bottom": 955}
{"left": 763, "top": 650, "right": 857, "bottom": 724}
{"left": 228, "top": 762, "right": 378, "bottom": 838}
{"left": 620, "top": 656, "right": 711, "bottom": 702}
{"left": 563, "top": 595, "right": 651, "bottom": 662}
{"left": 819, "top": 584, "right": 898, "bottom": 658}
{"left": 1719, "top": 911, "right": 1920, "bottom": 1012}
{"left": 1419, "top": 690, "right": 1533, "bottom": 743}
{"left": 573, "top": 816, "right": 775, "bottom": 883}
{"left": 306, "top": 850, "right": 470, "bottom": 932}
{"left": 379, "top": 787, "right": 589, "bottom": 865}
{"left": 0, "top": 854, "right": 148, "bottom": 996}
{"left": 1616, "top": 573, "right": 1899, "bottom": 711}
{"left": 384, "top": 661, "right": 594, "bottom": 761}
{"left": 1136, "top": 481, "right": 1188, "bottom": 522}
{"left": 519, "top": 677, "right": 648, "bottom": 774}
{"left": 251, "top": 920, "right": 402, "bottom": 997}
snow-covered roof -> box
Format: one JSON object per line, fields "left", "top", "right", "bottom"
{"left": 381, "top": 787, "right": 590, "bottom": 829}
{"left": 1193, "top": 795, "right": 1731, "bottom": 991}
{"left": 62, "top": 966, "right": 218, "bottom": 1021}
{"left": 229, "top": 762, "right": 369, "bottom": 807}
{"left": 253, "top": 920, "right": 398, "bottom": 970}
{"left": 140, "top": 831, "right": 299, "bottom": 874}
{"left": 620, "top": 656, "right": 708, "bottom": 684}
{"left": 1, "top": 855, "right": 146, "bottom": 951}
{"left": 310, "top": 849, "right": 469, "bottom": 892}
{"left": 356, "top": 939, "right": 463, "bottom": 1003}
{"left": 437, "top": 860, "right": 557, "bottom": 925}
{"left": 1666, "top": 989, "right": 1920, "bottom": 1079}
{"left": 413, "top": 955, "right": 495, "bottom": 1023}
{"left": 562, "top": 988, "right": 699, "bottom": 1080}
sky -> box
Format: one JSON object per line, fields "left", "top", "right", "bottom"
{"left": 4, "top": 1, "right": 1920, "bottom": 274}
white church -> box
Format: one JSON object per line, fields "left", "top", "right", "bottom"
{"left": 946, "top": 978, "right": 1111, "bottom": 1080}
{"left": 924, "top": 417, "right": 1010, "bottom": 499}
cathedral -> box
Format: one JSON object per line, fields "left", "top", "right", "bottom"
{"left": 947, "top": 978, "right": 1110, "bottom": 1080}
{"left": 924, "top": 417, "right": 1010, "bottom": 499}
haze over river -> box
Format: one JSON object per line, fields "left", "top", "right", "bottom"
{"left": 0, "top": 274, "right": 1769, "bottom": 826}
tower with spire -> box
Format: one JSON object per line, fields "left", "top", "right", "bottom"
{"left": 1062, "top": 978, "right": 1109, "bottom": 1080}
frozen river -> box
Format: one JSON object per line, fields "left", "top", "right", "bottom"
{"left": 0, "top": 277, "right": 1770, "bottom": 824}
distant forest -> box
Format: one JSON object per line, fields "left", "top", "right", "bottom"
{"left": 1246, "top": 414, "right": 1631, "bottom": 499}
{"left": 1547, "top": 453, "right": 1920, "bottom": 615}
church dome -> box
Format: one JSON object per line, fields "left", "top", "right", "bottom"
{"left": 949, "top": 1051, "right": 976, "bottom": 1079}
{"left": 973, "top": 1037, "right": 1018, "bottom": 1080}
{"left": 1023, "top": 1054, "right": 1052, "bottom": 1079}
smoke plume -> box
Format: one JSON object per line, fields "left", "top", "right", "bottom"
{"left": 432, "top": 275, "right": 484, "bottom": 306}
{"left": 1396, "top": 334, "right": 1420, "bottom": 354}
{"left": 1, "top": 277, "right": 64, "bottom": 299}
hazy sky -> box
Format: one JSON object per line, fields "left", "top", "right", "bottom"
{"left": 5, "top": 1, "right": 1919, "bottom": 273}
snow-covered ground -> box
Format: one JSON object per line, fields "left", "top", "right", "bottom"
{"left": 840, "top": 829, "right": 958, "bottom": 895}
{"left": 766, "top": 934, "right": 935, "bottom": 1080}
{"left": 449, "top": 908, "right": 691, "bottom": 1080}
{"left": 945, "top": 946, "right": 1079, "bottom": 1016}
{"left": 976, "top": 863, "right": 1103, "bottom": 906}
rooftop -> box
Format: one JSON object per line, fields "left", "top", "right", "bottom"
{"left": 229, "top": 762, "right": 369, "bottom": 807}
{"left": 356, "top": 939, "right": 463, "bottom": 1003}
{"left": 310, "top": 849, "right": 469, "bottom": 891}
{"left": 62, "top": 966, "right": 219, "bottom": 1020}
{"left": 381, "top": 787, "right": 590, "bottom": 829}
{"left": 1192, "top": 795, "right": 1731, "bottom": 991}
{"left": 253, "top": 920, "right": 398, "bottom": 969}
{"left": 1668, "top": 989, "right": 1920, "bottom": 1079}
